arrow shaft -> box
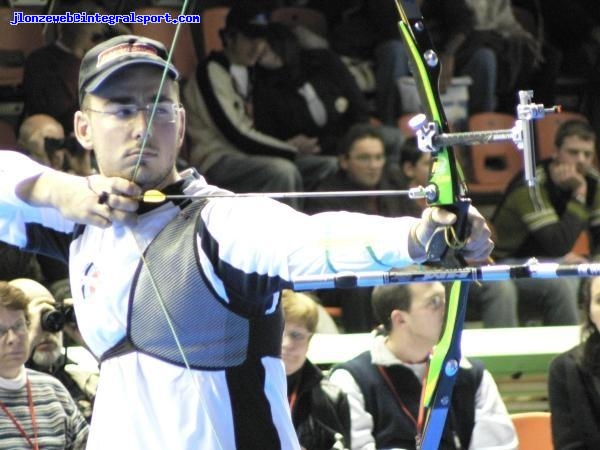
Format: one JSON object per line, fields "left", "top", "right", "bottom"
{"left": 143, "top": 189, "right": 418, "bottom": 201}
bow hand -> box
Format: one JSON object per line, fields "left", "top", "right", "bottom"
{"left": 410, "top": 205, "right": 492, "bottom": 265}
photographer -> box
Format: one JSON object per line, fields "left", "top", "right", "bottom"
{"left": 18, "top": 114, "right": 95, "bottom": 176}
{"left": 10, "top": 278, "right": 98, "bottom": 422}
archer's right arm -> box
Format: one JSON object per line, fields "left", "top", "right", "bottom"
{"left": 0, "top": 151, "right": 140, "bottom": 241}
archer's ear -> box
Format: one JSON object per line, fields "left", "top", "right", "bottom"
{"left": 176, "top": 107, "right": 186, "bottom": 149}
{"left": 74, "top": 111, "right": 93, "bottom": 150}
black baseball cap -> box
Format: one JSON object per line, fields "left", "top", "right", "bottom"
{"left": 224, "top": 4, "right": 269, "bottom": 38}
{"left": 78, "top": 34, "right": 180, "bottom": 103}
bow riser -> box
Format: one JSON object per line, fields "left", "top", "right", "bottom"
{"left": 395, "top": 1, "right": 472, "bottom": 448}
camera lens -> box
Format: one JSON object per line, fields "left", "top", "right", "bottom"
{"left": 63, "top": 305, "right": 77, "bottom": 325}
{"left": 41, "top": 309, "right": 66, "bottom": 332}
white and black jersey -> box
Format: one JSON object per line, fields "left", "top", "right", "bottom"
{"left": 0, "top": 151, "right": 419, "bottom": 450}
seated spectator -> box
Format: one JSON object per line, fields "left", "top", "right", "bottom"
{"left": 539, "top": 0, "right": 600, "bottom": 76}
{"left": 11, "top": 278, "right": 97, "bottom": 422}
{"left": 493, "top": 120, "right": 600, "bottom": 261}
{"left": 0, "top": 281, "right": 88, "bottom": 449}
{"left": 329, "top": 281, "right": 518, "bottom": 450}
{"left": 549, "top": 276, "right": 600, "bottom": 448}
{"left": 17, "top": 114, "right": 66, "bottom": 171}
{"left": 281, "top": 289, "right": 351, "bottom": 449}
{"left": 22, "top": 0, "right": 119, "bottom": 135}
{"left": 538, "top": 0, "right": 600, "bottom": 132}
{"left": 492, "top": 119, "right": 598, "bottom": 324}
{"left": 326, "top": 0, "right": 496, "bottom": 125}
{"left": 462, "top": 0, "right": 560, "bottom": 111}
{"left": 305, "top": 123, "right": 405, "bottom": 216}
{"left": 18, "top": 114, "right": 94, "bottom": 177}
{"left": 183, "top": 3, "right": 337, "bottom": 208}
{"left": 254, "top": 22, "right": 403, "bottom": 164}
{"left": 305, "top": 123, "right": 406, "bottom": 331}
{"left": 306, "top": 126, "right": 517, "bottom": 329}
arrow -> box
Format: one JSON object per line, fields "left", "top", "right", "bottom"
{"left": 140, "top": 186, "right": 438, "bottom": 203}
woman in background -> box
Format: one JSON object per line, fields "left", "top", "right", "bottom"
{"left": 548, "top": 276, "right": 600, "bottom": 448}
{"left": 281, "top": 290, "right": 351, "bottom": 450}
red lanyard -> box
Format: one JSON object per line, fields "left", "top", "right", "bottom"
{"left": 288, "top": 380, "right": 300, "bottom": 414}
{"left": 377, "top": 362, "right": 430, "bottom": 438}
{"left": 0, "top": 378, "right": 39, "bottom": 450}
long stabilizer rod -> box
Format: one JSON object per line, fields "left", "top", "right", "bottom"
{"left": 290, "top": 261, "right": 600, "bottom": 291}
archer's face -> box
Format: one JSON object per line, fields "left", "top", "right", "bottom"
{"left": 339, "top": 137, "right": 386, "bottom": 188}
{"left": 75, "top": 65, "right": 185, "bottom": 191}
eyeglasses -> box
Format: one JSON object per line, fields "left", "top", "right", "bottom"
{"left": 0, "top": 319, "right": 29, "bottom": 341}
{"left": 283, "top": 329, "right": 312, "bottom": 342}
{"left": 85, "top": 102, "right": 182, "bottom": 124}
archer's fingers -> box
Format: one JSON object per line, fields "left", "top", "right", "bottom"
{"left": 102, "top": 192, "right": 140, "bottom": 213}
{"left": 94, "top": 202, "right": 138, "bottom": 227}
{"left": 428, "top": 207, "right": 456, "bottom": 226}
{"left": 462, "top": 206, "right": 493, "bottom": 259}
{"left": 108, "top": 177, "right": 143, "bottom": 198}
{"left": 462, "top": 238, "right": 494, "bottom": 261}
{"left": 87, "top": 175, "right": 142, "bottom": 200}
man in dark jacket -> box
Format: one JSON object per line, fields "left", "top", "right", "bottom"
{"left": 183, "top": 4, "right": 337, "bottom": 207}
{"left": 329, "top": 282, "right": 517, "bottom": 449}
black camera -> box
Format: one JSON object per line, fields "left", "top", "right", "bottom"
{"left": 44, "top": 136, "right": 85, "bottom": 159}
{"left": 41, "top": 300, "right": 77, "bottom": 333}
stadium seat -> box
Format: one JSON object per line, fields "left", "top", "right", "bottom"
{"left": 465, "top": 112, "right": 523, "bottom": 196}
{"left": 510, "top": 411, "right": 553, "bottom": 450}
{"left": 0, "top": 7, "right": 44, "bottom": 87}
{"left": 131, "top": 7, "right": 199, "bottom": 81}
{"left": 200, "top": 6, "right": 228, "bottom": 56}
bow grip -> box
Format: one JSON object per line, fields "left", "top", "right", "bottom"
{"left": 425, "top": 200, "right": 471, "bottom": 268}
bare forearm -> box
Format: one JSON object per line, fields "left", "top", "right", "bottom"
{"left": 14, "top": 164, "right": 141, "bottom": 228}
{"left": 16, "top": 169, "right": 85, "bottom": 209}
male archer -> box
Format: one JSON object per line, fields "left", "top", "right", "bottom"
{"left": 0, "top": 34, "right": 493, "bottom": 449}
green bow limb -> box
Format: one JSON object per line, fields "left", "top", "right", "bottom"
{"left": 395, "top": 1, "right": 472, "bottom": 448}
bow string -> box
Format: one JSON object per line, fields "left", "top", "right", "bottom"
{"left": 124, "top": 4, "right": 227, "bottom": 449}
